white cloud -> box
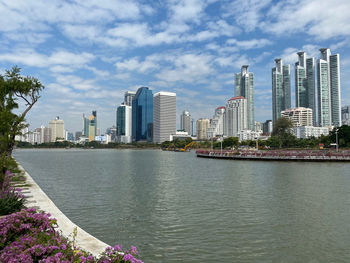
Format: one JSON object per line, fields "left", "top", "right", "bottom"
{"left": 262, "top": 0, "right": 350, "bottom": 40}
{"left": 226, "top": 38, "right": 273, "bottom": 50}
{"left": 116, "top": 57, "right": 159, "bottom": 73}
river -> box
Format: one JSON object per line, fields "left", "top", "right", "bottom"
{"left": 13, "top": 149, "right": 350, "bottom": 262}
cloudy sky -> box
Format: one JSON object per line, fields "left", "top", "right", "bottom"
{"left": 1, "top": 0, "right": 350, "bottom": 133}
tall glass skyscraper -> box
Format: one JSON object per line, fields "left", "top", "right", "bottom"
{"left": 116, "top": 104, "right": 132, "bottom": 143}
{"left": 180, "top": 110, "right": 192, "bottom": 135}
{"left": 317, "top": 48, "right": 341, "bottom": 127}
{"left": 132, "top": 87, "right": 153, "bottom": 142}
{"left": 235, "top": 65, "right": 254, "bottom": 131}
{"left": 295, "top": 52, "right": 316, "bottom": 125}
{"left": 272, "top": 59, "right": 291, "bottom": 123}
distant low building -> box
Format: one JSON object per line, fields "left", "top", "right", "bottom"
{"left": 238, "top": 130, "right": 262, "bottom": 142}
{"left": 293, "top": 126, "right": 329, "bottom": 139}
{"left": 169, "top": 131, "right": 191, "bottom": 141}
{"left": 281, "top": 107, "right": 313, "bottom": 127}
{"left": 342, "top": 105, "right": 350, "bottom": 126}
{"left": 263, "top": 120, "right": 273, "bottom": 135}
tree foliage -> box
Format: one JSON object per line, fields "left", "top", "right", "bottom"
{"left": 0, "top": 66, "right": 44, "bottom": 174}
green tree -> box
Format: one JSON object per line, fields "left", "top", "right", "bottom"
{"left": 329, "top": 125, "right": 350, "bottom": 148}
{"left": 270, "top": 117, "right": 296, "bottom": 148}
{"left": 222, "top": 137, "right": 239, "bottom": 149}
{"left": 0, "top": 67, "right": 44, "bottom": 173}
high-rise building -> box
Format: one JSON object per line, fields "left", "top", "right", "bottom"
{"left": 82, "top": 114, "right": 89, "bottom": 137}
{"left": 207, "top": 106, "right": 225, "bottom": 139}
{"left": 342, "top": 105, "right": 350, "bottom": 126}
{"left": 224, "top": 96, "right": 248, "bottom": 137}
{"left": 132, "top": 87, "right": 153, "bottom": 142}
{"left": 180, "top": 110, "right": 192, "bottom": 135}
{"left": 263, "top": 120, "right": 273, "bottom": 135}
{"left": 88, "top": 111, "right": 97, "bottom": 142}
{"left": 294, "top": 52, "right": 317, "bottom": 125}
{"left": 281, "top": 107, "right": 313, "bottom": 127}
{"left": 49, "top": 117, "right": 65, "bottom": 142}
{"left": 40, "top": 126, "right": 51, "bottom": 143}
{"left": 116, "top": 104, "right": 132, "bottom": 143}
{"left": 235, "top": 65, "right": 254, "bottom": 130}
{"left": 272, "top": 59, "right": 291, "bottom": 123}
{"left": 196, "top": 118, "right": 210, "bottom": 140}
{"left": 317, "top": 48, "right": 341, "bottom": 127}
{"left": 153, "top": 92, "right": 176, "bottom": 143}
{"left": 124, "top": 91, "right": 136, "bottom": 106}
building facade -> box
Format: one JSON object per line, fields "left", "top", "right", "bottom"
{"left": 180, "top": 110, "right": 192, "bottom": 136}
{"left": 293, "top": 126, "right": 329, "bottom": 139}
{"left": 224, "top": 96, "right": 248, "bottom": 137}
{"left": 49, "top": 117, "right": 64, "bottom": 142}
{"left": 132, "top": 87, "right": 153, "bottom": 142}
{"left": 196, "top": 118, "right": 210, "bottom": 140}
{"left": 318, "top": 48, "right": 341, "bottom": 127}
{"left": 207, "top": 106, "right": 225, "bottom": 139}
{"left": 124, "top": 91, "right": 136, "bottom": 106}
{"left": 294, "top": 52, "right": 317, "bottom": 125}
{"left": 153, "top": 92, "right": 176, "bottom": 143}
{"left": 235, "top": 65, "right": 254, "bottom": 130}
{"left": 263, "top": 120, "right": 273, "bottom": 135}
{"left": 88, "top": 111, "right": 97, "bottom": 142}
{"left": 342, "top": 105, "right": 350, "bottom": 126}
{"left": 116, "top": 104, "right": 132, "bottom": 143}
{"left": 281, "top": 107, "right": 313, "bottom": 127}
{"left": 272, "top": 59, "right": 291, "bottom": 123}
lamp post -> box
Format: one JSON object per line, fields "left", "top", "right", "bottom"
{"left": 335, "top": 128, "right": 339, "bottom": 152}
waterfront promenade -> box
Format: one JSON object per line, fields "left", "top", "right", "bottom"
{"left": 196, "top": 149, "right": 350, "bottom": 162}
{"left": 15, "top": 162, "right": 109, "bottom": 257}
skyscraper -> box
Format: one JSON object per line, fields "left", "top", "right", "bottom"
{"left": 235, "top": 65, "right": 254, "bottom": 130}
{"left": 116, "top": 104, "right": 132, "bottom": 143}
{"left": 207, "top": 106, "right": 225, "bottom": 139}
{"left": 49, "top": 116, "right": 64, "bottom": 142}
{"left": 272, "top": 59, "right": 291, "bottom": 123}
{"left": 180, "top": 110, "right": 192, "bottom": 135}
{"left": 224, "top": 96, "right": 248, "bottom": 137}
{"left": 132, "top": 87, "right": 153, "bottom": 142}
{"left": 124, "top": 91, "right": 136, "bottom": 106}
{"left": 153, "top": 92, "right": 176, "bottom": 143}
{"left": 88, "top": 111, "right": 97, "bottom": 142}
{"left": 294, "top": 52, "right": 316, "bottom": 125}
{"left": 82, "top": 114, "right": 89, "bottom": 137}
{"left": 196, "top": 118, "right": 210, "bottom": 140}
{"left": 317, "top": 48, "right": 341, "bottom": 127}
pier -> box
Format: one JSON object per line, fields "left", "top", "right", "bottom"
{"left": 196, "top": 149, "right": 350, "bottom": 162}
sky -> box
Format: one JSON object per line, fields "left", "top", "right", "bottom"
{"left": 1, "top": 0, "right": 350, "bottom": 134}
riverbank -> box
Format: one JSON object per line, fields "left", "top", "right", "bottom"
{"left": 15, "top": 162, "right": 109, "bottom": 256}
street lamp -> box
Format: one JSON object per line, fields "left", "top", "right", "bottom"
{"left": 335, "top": 128, "right": 339, "bottom": 152}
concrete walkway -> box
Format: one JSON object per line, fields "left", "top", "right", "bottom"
{"left": 16, "top": 163, "right": 109, "bottom": 257}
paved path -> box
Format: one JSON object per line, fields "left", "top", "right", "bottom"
{"left": 16, "top": 163, "right": 109, "bottom": 257}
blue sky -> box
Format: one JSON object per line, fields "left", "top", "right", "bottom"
{"left": 1, "top": 0, "right": 350, "bottom": 133}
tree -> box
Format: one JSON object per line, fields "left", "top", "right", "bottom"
{"left": 0, "top": 67, "right": 44, "bottom": 172}
{"left": 222, "top": 137, "right": 239, "bottom": 149}
{"left": 329, "top": 125, "right": 350, "bottom": 148}
{"left": 269, "top": 117, "right": 296, "bottom": 148}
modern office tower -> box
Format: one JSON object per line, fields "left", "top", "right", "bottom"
{"left": 235, "top": 65, "right": 254, "bottom": 130}
{"left": 281, "top": 107, "right": 313, "bottom": 127}
{"left": 49, "top": 116, "right": 65, "bottom": 142}
{"left": 294, "top": 52, "right": 317, "bottom": 125}
{"left": 180, "top": 110, "right": 192, "bottom": 135}
{"left": 88, "top": 111, "right": 97, "bottom": 142}
{"left": 263, "top": 120, "right": 273, "bottom": 135}
{"left": 132, "top": 87, "right": 153, "bottom": 142}
{"left": 116, "top": 104, "right": 132, "bottom": 143}
{"left": 224, "top": 96, "right": 248, "bottom": 137}
{"left": 207, "top": 106, "right": 225, "bottom": 139}
{"left": 272, "top": 59, "right": 291, "bottom": 123}
{"left": 153, "top": 92, "right": 176, "bottom": 143}
{"left": 342, "top": 105, "right": 350, "bottom": 125}
{"left": 318, "top": 48, "right": 341, "bottom": 127}
{"left": 82, "top": 114, "right": 89, "bottom": 137}
{"left": 124, "top": 91, "right": 136, "bottom": 106}
{"left": 196, "top": 118, "right": 210, "bottom": 140}
{"left": 75, "top": 131, "right": 82, "bottom": 141}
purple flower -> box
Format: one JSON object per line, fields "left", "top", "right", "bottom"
{"left": 123, "top": 253, "right": 134, "bottom": 261}
{"left": 130, "top": 246, "right": 138, "bottom": 255}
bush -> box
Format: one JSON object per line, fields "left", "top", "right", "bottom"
{"left": 0, "top": 208, "right": 143, "bottom": 262}
{"left": 0, "top": 170, "right": 24, "bottom": 216}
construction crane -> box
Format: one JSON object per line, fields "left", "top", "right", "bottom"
{"left": 180, "top": 141, "right": 195, "bottom": 152}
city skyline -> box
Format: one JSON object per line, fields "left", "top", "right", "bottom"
{"left": 1, "top": 0, "right": 350, "bottom": 132}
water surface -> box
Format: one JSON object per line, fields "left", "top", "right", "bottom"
{"left": 13, "top": 149, "right": 350, "bottom": 262}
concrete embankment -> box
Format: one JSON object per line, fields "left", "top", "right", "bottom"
{"left": 16, "top": 163, "right": 109, "bottom": 257}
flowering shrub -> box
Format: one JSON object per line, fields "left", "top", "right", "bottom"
{"left": 0, "top": 208, "right": 143, "bottom": 263}
{"left": 0, "top": 170, "right": 24, "bottom": 215}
